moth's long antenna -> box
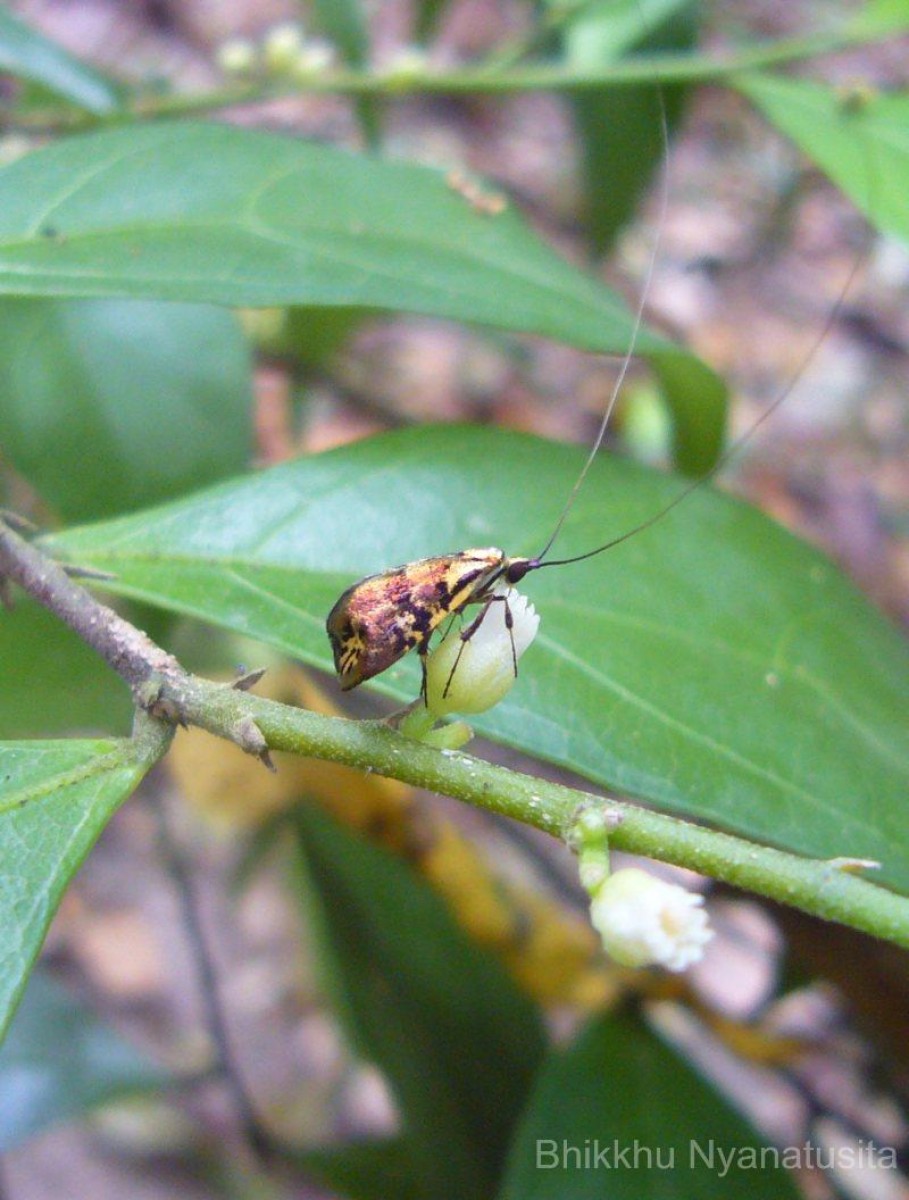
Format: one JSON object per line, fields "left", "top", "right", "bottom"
{"left": 536, "top": 95, "right": 874, "bottom": 572}
{"left": 534, "top": 85, "right": 671, "bottom": 565}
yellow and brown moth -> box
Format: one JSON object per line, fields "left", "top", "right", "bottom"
{"left": 326, "top": 548, "right": 535, "bottom": 692}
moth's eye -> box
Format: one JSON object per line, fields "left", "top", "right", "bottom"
{"left": 343, "top": 624, "right": 361, "bottom": 650}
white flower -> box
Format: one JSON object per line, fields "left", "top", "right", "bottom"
{"left": 293, "top": 39, "right": 337, "bottom": 76}
{"left": 424, "top": 588, "right": 539, "bottom": 717}
{"left": 263, "top": 23, "right": 306, "bottom": 72}
{"left": 379, "top": 46, "right": 430, "bottom": 81}
{"left": 590, "top": 868, "right": 713, "bottom": 972}
{"left": 216, "top": 38, "right": 257, "bottom": 76}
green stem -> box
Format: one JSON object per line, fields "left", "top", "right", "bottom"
{"left": 15, "top": 27, "right": 885, "bottom": 131}
{"left": 145, "top": 31, "right": 888, "bottom": 102}
{"left": 3, "top": 514, "right": 906, "bottom": 950}
{"left": 155, "top": 673, "right": 909, "bottom": 950}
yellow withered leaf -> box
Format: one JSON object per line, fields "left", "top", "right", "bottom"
{"left": 170, "top": 665, "right": 613, "bottom": 1009}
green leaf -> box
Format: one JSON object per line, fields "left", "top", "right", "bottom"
{"left": 0, "top": 298, "right": 253, "bottom": 522}
{"left": 849, "top": 0, "right": 909, "bottom": 37}
{"left": 0, "top": 8, "right": 118, "bottom": 114}
{"left": 307, "top": 0, "right": 380, "bottom": 144}
{"left": 0, "top": 598, "right": 131, "bottom": 737}
{"left": 48, "top": 425, "right": 909, "bottom": 892}
{"left": 290, "top": 804, "right": 546, "bottom": 1200}
{"left": 295, "top": 1137, "right": 424, "bottom": 1200}
{"left": 0, "top": 121, "right": 725, "bottom": 474}
{"left": 0, "top": 968, "right": 171, "bottom": 1152}
{"left": 733, "top": 73, "right": 909, "bottom": 243}
{"left": 413, "top": 0, "right": 450, "bottom": 44}
{"left": 498, "top": 1010, "right": 801, "bottom": 1199}
{"left": 0, "top": 735, "right": 163, "bottom": 1040}
{"left": 283, "top": 305, "right": 367, "bottom": 368}
{"left": 565, "top": 0, "right": 698, "bottom": 255}
{"left": 308, "top": 0, "right": 369, "bottom": 65}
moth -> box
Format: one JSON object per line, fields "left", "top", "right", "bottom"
{"left": 327, "top": 549, "right": 528, "bottom": 692}
{"left": 325, "top": 477, "right": 692, "bottom": 694}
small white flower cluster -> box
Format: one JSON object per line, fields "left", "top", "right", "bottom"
{"left": 590, "top": 867, "right": 713, "bottom": 973}
{"left": 216, "top": 23, "right": 337, "bottom": 81}
{"left": 424, "top": 588, "right": 539, "bottom": 718}
{"left": 377, "top": 45, "right": 430, "bottom": 83}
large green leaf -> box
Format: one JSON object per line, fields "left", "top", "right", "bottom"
{"left": 0, "top": 298, "right": 253, "bottom": 522}
{"left": 498, "top": 1010, "right": 800, "bottom": 1199}
{"left": 0, "top": 598, "right": 131, "bottom": 737}
{"left": 290, "top": 804, "right": 546, "bottom": 1200}
{"left": 0, "top": 8, "right": 118, "bottom": 114}
{"left": 0, "top": 736, "right": 163, "bottom": 1040}
{"left": 0, "top": 121, "right": 724, "bottom": 473}
{"left": 0, "top": 969, "right": 171, "bottom": 1152}
{"left": 733, "top": 73, "right": 909, "bottom": 243}
{"left": 46, "top": 426, "right": 909, "bottom": 892}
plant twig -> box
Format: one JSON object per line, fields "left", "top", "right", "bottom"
{"left": 127, "top": 30, "right": 879, "bottom": 114}
{"left": 0, "top": 518, "right": 176, "bottom": 692}
{"left": 151, "top": 793, "right": 274, "bottom": 1164}
{"left": 9, "top": 26, "right": 889, "bottom": 132}
{"left": 2, "top": 514, "right": 908, "bottom": 949}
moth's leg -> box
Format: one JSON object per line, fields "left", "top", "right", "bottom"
{"left": 459, "top": 596, "right": 501, "bottom": 642}
{"left": 418, "top": 642, "right": 429, "bottom": 702}
{"left": 442, "top": 593, "right": 513, "bottom": 699}
{"left": 503, "top": 594, "right": 517, "bottom": 677}
{"left": 481, "top": 594, "right": 516, "bottom": 678}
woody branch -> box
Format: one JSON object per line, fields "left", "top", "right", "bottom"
{"left": 1, "top": 513, "right": 908, "bottom": 949}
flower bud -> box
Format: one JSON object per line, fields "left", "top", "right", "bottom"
{"left": 590, "top": 867, "right": 712, "bottom": 972}
{"left": 379, "top": 46, "right": 430, "bottom": 82}
{"left": 425, "top": 588, "right": 539, "bottom": 717}
{"left": 216, "top": 38, "right": 257, "bottom": 77}
{"left": 263, "top": 23, "right": 306, "bottom": 73}
{"left": 293, "top": 39, "right": 337, "bottom": 77}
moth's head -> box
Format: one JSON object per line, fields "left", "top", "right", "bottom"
{"left": 326, "top": 602, "right": 368, "bottom": 690}
{"left": 503, "top": 557, "right": 537, "bottom": 585}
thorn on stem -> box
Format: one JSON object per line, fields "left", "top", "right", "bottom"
{"left": 827, "top": 856, "right": 881, "bottom": 874}
{"left": 231, "top": 667, "right": 267, "bottom": 692}
{"left": 232, "top": 716, "right": 276, "bottom": 772}
{"left": 62, "top": 563, "right": 118, "bottom": 582}
{"left": 0, "top": 509, "right": 38, "bottom": 534}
